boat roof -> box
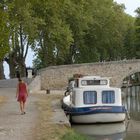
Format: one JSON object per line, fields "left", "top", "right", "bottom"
{"left": 74, "top": 86, "right": 120, "bottom": 90}
{"left": 77, "top": 75, "right": 110, "bottom": 87}
{"left": 78, "top": 75, "right": 111, "bottom": 80}
{"left": 68, "top": 75, "right": 113, "bottom": 88}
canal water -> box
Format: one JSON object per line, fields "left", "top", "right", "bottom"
{"left": 72, "top": 86, "right": 140, "bottom": 140}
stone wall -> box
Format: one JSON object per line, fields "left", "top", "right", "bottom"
{"left": 29, "top": 75, "right": 41, "bottom": 92}
{"left": 39, "top": 59, "right": 140, "bottom": 90}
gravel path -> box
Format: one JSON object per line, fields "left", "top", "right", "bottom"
{"left": 0, "top": 88, "right": 38, "bottom": 140}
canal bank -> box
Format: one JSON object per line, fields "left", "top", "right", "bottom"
{"left": 31, "top": 83, "right": 140, "bottom": 140}
{"left": 33, "top": 90, "right": 90, "bottom": 140}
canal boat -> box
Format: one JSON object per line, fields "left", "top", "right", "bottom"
{"left": 62, "top": 74, "right": 127, "bottom": 123}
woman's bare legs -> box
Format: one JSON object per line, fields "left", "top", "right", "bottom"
{"left": 23, "top": 102, "right": 26, "bottom": 114}
{"left": 20, "top": 101, "right": 26, "bottom": 114}
{"left": 20, "top": 101, "right": 23, "bottom": 114}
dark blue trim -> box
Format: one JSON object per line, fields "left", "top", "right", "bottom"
{"left": 62, "top": 104, "right": 126, "bottom": 116}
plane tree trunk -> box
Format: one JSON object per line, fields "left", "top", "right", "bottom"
{"left": 0, "top": 61, "right": 5, "bottom": 79}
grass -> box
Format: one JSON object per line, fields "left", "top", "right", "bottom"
{"left": 34, "top": 94, "right": 67, "bottom": 140}
{"left": 34, "top": 93, "right": 90, "bottom": 140}
{"left": 61, "top": 130, "right": 89, "bottom": 140}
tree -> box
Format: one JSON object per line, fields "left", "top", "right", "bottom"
{"left": 134, "top": 8, "right": 140, "bottom": 58}
{"left": 78, "top": 1, "right": 129, "bottom": 62}
{"left": 122, "top": 15, "right": 135, "bottom": 59}
{"left": 32, "top": 0, "right": 74, "bottom": 68}
{"left": 32, "top": 0, "right": 136, "bottom": 68}
{"left": 32, "top": 0, "right": 95, "bottom": 68}
{"left": 5, "top": 0, "right": 40, "bottom": 78}
{"left": 0, "top": 1, "right": 10, "bottom": 79}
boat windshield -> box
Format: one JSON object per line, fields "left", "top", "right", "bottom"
{"left": 81, "top": 79, "right": 107, "bottom": 86}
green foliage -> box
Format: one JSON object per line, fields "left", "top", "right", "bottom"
{"left": 32, "top": 0, "right": 137, "bottom": 69}
{"left": 32, "top": 0, "right": 75, "bottom": 67}
{"left": 0, "top": 0, "right": 139, "bottom": 72}
{"left": 61, "top": 130, "right": 89, "bottom": 140}
{"left": 5, "top": 0, "right": 43, "bottom": 77}
{"left": 134, "top": 8, "right": 140, "bottom": 58}
{"left": 79, "top": 1, "right": 129, "bottom": 62}
{"left": 123, "top": 15, "right": 135, "bottom": 59}
{"left": 0, "top": 3, "right": 9, "bottom": 60}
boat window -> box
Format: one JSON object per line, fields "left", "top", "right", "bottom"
{"left": 83, "top": 91, "right": 97, "bottom": 104}
{"left": 102, "top": 91, "right": 115, "bottom": 104}
{"left": 81, "top": 80, "right": 107, "bottom": 86}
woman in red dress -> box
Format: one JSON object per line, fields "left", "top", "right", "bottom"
{"left": 16, "top": 78, "right": 28, "bottom": 115}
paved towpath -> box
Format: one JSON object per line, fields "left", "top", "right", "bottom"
{"left": 0, "top": 88, "right": 38, "bottom": 140}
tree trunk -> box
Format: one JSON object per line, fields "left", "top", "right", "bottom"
{"left": 5, "top": 53, "right": 17, "bottom": 78}
{"left": 9, "top": 58, "right": 16, "bottom": 78}
{"left": 5, "top": 54, "right": 27, "bottom": 78}
{"left": 18, "top": 58, "right": 26, "bottom": 78}
{"left": 0, "top": 61, "right": 5, "bottom": 79}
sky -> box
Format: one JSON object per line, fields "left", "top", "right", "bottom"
{"left": 4, "top": 48, "right": 35, "bottom": 78}
{"left": 3, "top": 0, "right": 140, "bottom": 78}
{"left": 114, "top": 0, "right": 140, "bottom": 17}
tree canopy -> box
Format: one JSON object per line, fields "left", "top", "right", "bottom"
{"left": 0, "top": 0, "right": 139, "bottom": 78}
{"left": 0, "top": 1, "right": 9, "bottom": 60}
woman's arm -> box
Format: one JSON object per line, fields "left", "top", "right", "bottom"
{"left": 16, "top": 84, "right": 19, "bottom": 98}
{"left": 26, "top": 83, "right": 29, "bottom": 97}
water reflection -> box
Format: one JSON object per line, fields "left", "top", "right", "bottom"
{"left": 122, "top": 86, "right": 140, "bottom": 121}
{"left": 73, "top": 122, "right": 126, "bottom": 140}
{"left": 72, "top": 86, "right": 140, "bottom": 140}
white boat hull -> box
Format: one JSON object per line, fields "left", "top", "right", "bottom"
{"left": 71, "top": 113, "right": 126, "bottom": 123}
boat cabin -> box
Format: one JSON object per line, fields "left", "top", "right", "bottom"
{"left": 68, "top": 76, "right": 122, "bottom": 108}
{"left": 71, "top": 87, "right": 122, "bottom": 108}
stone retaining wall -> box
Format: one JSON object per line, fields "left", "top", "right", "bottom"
{"left": 29, "top": 75, "right": 41, "bottom": 93}
{"left": 39, "top": 59, "right": 140, "bottom": 90}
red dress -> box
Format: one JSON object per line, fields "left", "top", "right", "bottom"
{"left": 17, "top": 82, "right": 28, "bottom": 103}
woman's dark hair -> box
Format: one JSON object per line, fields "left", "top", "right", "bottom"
{"left": 18, "top": 78, "right": 22, "bottom": 82}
